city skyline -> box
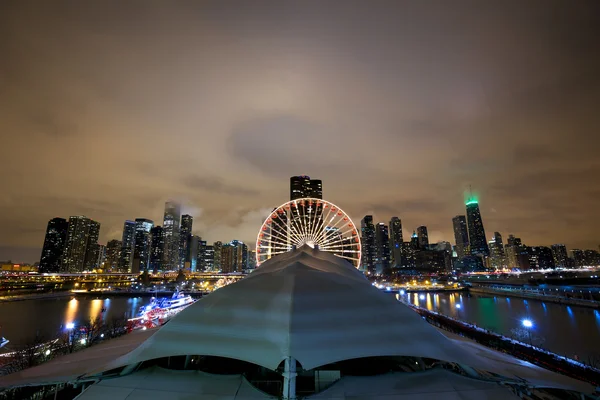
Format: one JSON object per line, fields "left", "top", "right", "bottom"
{"left": 2, "top": 1, "right": 600, "bottom": 262}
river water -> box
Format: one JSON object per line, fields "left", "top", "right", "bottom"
{"left": 0, "top": 295, "right": 153, "bottom": 347}
{"left": 403, "top": 291, "right": 600, "bottom": 361}
{"left": 1, "top": 293, "right": 599, "bottom": 362}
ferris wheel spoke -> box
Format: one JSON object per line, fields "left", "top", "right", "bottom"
{"left": 333, "top": 254, "right": 361, "bottom": 262}
{"left": 307, "top": 203, "right": 321, "bottom": 243}
{"left": 316, "top": 205, "right": 335, "bottom": 243}
{"left": 264, "top": 225, "right": 290, "bottom": 246}
{"left": 318, "top": 230, "right": 357, "bottom": 248}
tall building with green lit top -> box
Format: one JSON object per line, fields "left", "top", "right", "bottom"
{"left": 465, "top": 197, "right": 489, "bottom": 257}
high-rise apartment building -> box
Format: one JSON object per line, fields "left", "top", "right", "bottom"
{"left": 186, "top": 235, "right": 199, "bottom": 272}
{"left": 119, "top": 220, "right": 136, "bottom": 272}
{"left": 39, "top": 217, "right": 69, "bottom": 273}
{"left": 465, "top": 197, "right": 489, "bottom": 257}
{"left": 551, "top": 244, "right": 568, "bottom": 269}
{"left": 149, "top": 226, "right": 164, "bottom": 272}
{"left": 505, "top": 235, "right": 529, "bottom": 269}
{"left": 374, "top": 223, "right": 391, "bottom": 276}
{"left": 526, "top": 246, "right": 555, "bottom": 270}
{"left": 416, "top": 226, "right": 429, "bottom": 249}
{"left": 360, "top": 215, "right": 376, "bottom": 274}
{"left": 83, "top": 220, "right": 101, "bottom": 270}
{"left": 290, "top": 175, "right": 323, "bottom": 200}
{"left": 203, "top": 243, "right": 214, "bottom": 271}
{"left": 61, "top": 216, "right": 95, "bottom": 273}
{"left": 162, "top": 201, "right": 181, "bottom": 270}
{"left": 488, "top": 232, "right": 506, "bottom": 269}
{"left": 132, "top": 218, "right": 153, "bottom": 273}
{"left": 224, "top": 240, "right": 248, "bottom": 273}
{"left": 389, "top": 217, "right": 403, "bottom": 267}
{"left": 179, "top": 214, "right": 193, "bottom": 269}
{"left": 96, "top": 245, "right": 106, "bottom": 269}
{"left": 213, "top": 241, "right": 223, "bottom": 271}
{"left": 105, "top": 240, "right": 122, "bottom": 271}
{"left": 452, "top": 215, "right": 469, "bottom": 259}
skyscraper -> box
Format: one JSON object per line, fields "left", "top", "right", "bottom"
{"left": 452, "top": 215, "right": 469, "bottom": 259}
{"left": 149, "top": 226, "right": 164, "bottom": 272}
{"left": 162, "top": 201, "right": 181, "bottom": 270}
{"left": 39, "top": 217, "right": 68, "bottom": 273}
{"left": 465, "top": 197, "right": 489, "bottom": 257}
{"left": 203, "top": 243, "right": 214, "bottom": 271}
{"left": 61, "top": 216, "right": 94, "bottom": 273}
{"left": 179, "top": 214, "right": 193, "bottom": 268}
{"left": 84, "top": 220, "right": 101, "bottom": 270}
{"left": 133, "top": 218, "right": 154, "bottom": 273}
{"left": 105, "top": 239, "right": 122, "bottom": 271}
{"left": 290, "top": 175, "right": 323, "bottom": 200}
{"left": 374, "top": 223, "right": 391, "bottom": 276}
{"left": 119, "top": 220, "right": 136, "bottom": 272}
{"left": 186, "top": 235, "right": 199, "bottom": 272}
{"left": 551, "top": 244, "right": 568, "bottom": 269}
{"left": 488, "top": 232, "right": 506, "bottom": 269}
{"left": 213, "top": 241, "right": 222, "bottom": 271}
{"left": 307, "top": 179, "right": 322, "bottom": 199}
{"left": 505, "top": 235, "right": 529, "bottom": 270}
{"left": 360, "top": 215, "right": 376, "bottom": 274}
{"left": 416, "top": 226, "right": 429, "bottom": 249}
{"left": 389, "top": 217, "right": 403, "bottom": 268}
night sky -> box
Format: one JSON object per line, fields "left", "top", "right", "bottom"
{"left": 1, "top": 1, "right": 599, "bottom": 263}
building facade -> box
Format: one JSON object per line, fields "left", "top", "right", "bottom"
{"left": 179, "top": 214, "right": 193, "bottom": 269}
{"left": 360, "top": 215, "right": 376, "bottom": 274}
{"left": 452, "top": 215, "right": 469, "bottom": 259}
{"left": 162, "top": 201, "right": 181, "bottom": 270}
{"left": 488, "top": 232, "right": 506, "bottom": 270}
{"left": 416, "top": 226, "right": 429, "bottom": 249}
{"left": 61, "top": 216, "right": 95, "bottom": 273}
{"left": 389, "top": 217, "right": 403, "bottom": 268}
{"left": 119, "top": 220, "right": 136, "bottom": 272}
{"left": 39, "top": 217, "right": 69, "bottom": 273}
{"left": 105, "top": 239, "right": 122, "bottom": 271}
{"left": 466, "top": 199, "right": 489, "bottom": 257}
{"left": 290, "top": 175, "right": 322, "bottom": 200}
{"left": 374, "top": 223, "right": 391, "bottom": 276}
{"left": 133, "top": 218, "right": 154, "bottom": 273}
{"left": 149, "top": 226, "right": 164, "bottom": 272}
{"left": 551, "top": 244, "right": 568, "bottom": 269}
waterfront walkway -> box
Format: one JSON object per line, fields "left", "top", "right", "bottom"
{"left": 409, "top": 303, "right": 600, "bottom": 387}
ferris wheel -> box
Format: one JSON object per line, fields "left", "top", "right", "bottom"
{"left": 256, "top": 198, "right": 361, "bottom": 268}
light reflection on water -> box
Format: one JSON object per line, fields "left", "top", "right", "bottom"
{"left": 403, "top": 292, "right": 600, "bottom": 361}
{"left": 1, "top": 296, "right": 153, "bottom": 346}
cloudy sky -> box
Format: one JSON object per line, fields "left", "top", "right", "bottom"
{"left": 1, "top": 1, "right": 599, "bottom": 263}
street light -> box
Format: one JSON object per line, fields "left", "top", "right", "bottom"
{"left": 522, "top": 319, "right": 533, "bottom": 345}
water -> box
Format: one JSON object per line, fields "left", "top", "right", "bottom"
{"left": 404, "top": 292, "right": 600, "bottom": 361}
{"left": 0, "top": 296, "right": 153, "bottom": 347}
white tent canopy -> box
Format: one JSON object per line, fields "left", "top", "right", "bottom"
{"left": 99, "top": 247, "right": 473, "bottom": 372}
{"left": 77, "top": 366, "right": 273, "bottom": 400}
{"left": 311, "top": 369, "right": 521, "bottom": 400}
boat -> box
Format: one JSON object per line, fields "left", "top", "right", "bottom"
{"left": 127, "top": 290, "right": 196, "bottom": 332}
{"left": 138, "top": 290, "right": 195, "bottom": 317}
{"left": 0, "top": 337, "right": 8, "bottom": 348}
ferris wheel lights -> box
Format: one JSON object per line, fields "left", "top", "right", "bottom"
{"left": 256, "top": 198, "right": 361, "bottom": 268}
